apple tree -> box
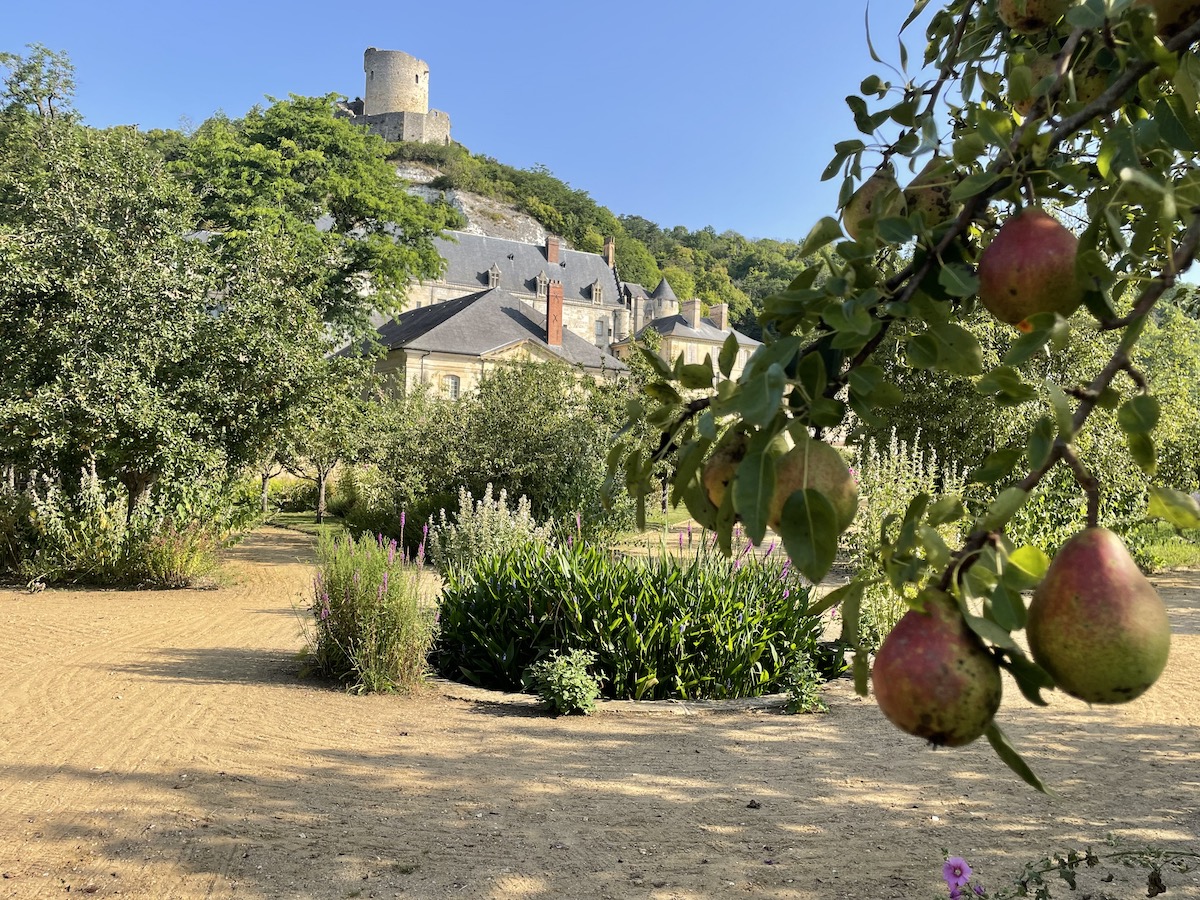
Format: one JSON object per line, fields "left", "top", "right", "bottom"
{"left": 609, "top": 0, "right": 1200, "bottom": 788}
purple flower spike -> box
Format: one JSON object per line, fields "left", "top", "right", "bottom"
{"left": 943, "top": 858, "right": 972, "bottom": 890}
{"left": 974, "top": 885, "right": 985, "bottom": 896}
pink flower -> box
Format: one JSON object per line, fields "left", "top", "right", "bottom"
{"left": 943, "top": 858, "right": 972, "bottom": 890}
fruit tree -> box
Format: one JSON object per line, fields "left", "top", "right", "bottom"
{"left": 608, "top": 0, "right": 1200, "bottom": 790}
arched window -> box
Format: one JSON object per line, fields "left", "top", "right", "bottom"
{"left": 442, "top": 374, "right": 460, "bottom": 400}
{"left": 536, "top": 270, "right": 549, "bottom": 298}
{"left": 591, "top": 280, "right": 604, "bottom": 305}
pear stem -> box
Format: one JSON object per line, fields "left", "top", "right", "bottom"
{"left": 1060, "top": 443, "right": 1101, "bottom": 529}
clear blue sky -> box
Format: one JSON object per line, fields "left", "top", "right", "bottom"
{"left": 6, "top": 1, "right": 936, "bottom": 241}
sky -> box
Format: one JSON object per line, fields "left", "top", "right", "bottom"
{"left": 5, "top": 1, "right": 938, "bottom": 242}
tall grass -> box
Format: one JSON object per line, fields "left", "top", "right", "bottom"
{"left": 308, "top": 531, "right": 435, "bottom": 694}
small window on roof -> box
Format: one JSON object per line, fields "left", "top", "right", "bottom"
{"left": 487, "top": 264, "right": 501, "bottom": 289}
{"left": 592, "top": 280, "right": 604, "bottom": 305}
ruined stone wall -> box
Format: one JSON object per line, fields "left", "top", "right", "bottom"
{"left": 352, "top": 110, "right": 451, "bottom": 144}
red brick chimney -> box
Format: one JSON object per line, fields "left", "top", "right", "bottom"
{"left": 603, "top": 235, "right": 615, "bottom": 267}
{"left": 545, "top": 236, "right": 559, "bottom": 264}
{"left": 547, "top": 280, "right": 564, "bottom": 346}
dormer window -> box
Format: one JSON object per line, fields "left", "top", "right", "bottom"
{"left": 487, "top": 264, "right": 501, "bottom": 289}
{"left": 591, "top": 280, "right": 604, "bottom": 305}
{"left": 536, "top": 270, "right": 549, "bottom": 298}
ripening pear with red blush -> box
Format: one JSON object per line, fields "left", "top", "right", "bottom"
{"left": 978, "top": 208, "right": 1083, "bottom": 327}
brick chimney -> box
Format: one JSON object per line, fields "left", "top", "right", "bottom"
{"left": 603, "top": 235, "right": 616, "bottom": 267}
{"left": 545, "top": 236, "right": 559, "bottom": 265}
{"left": 682, "top": 298, "right": 702, "bottom": 329}
{"left": 547, "top": 280, "right": 564, "bottom": 346}
{"left": 710, "top": 302, "right": 728, "bottom": 331}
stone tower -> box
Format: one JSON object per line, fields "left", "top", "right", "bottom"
{"left": 348, "top": 47, "right": 451, "bottom": 145}
{"left": 363, "top": 48, "right": 429, "bottom": 117}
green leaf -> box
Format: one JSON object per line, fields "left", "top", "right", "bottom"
{"left": 950, "top": 171, "right": 1000, "bottom": 200}
{"left": 979, "top": 487, "right": 1029, "bottom": 532}
{"left": 876, "top": 216, "right": 915, "bottom": 244}
{"left": 1046, "top": 381, "right": 1075, "bottom": 439}
{"left": 799, "top": 216, "right": 846, "bottom": 256}
{"left": 718, "top": 333, "right": 740, "bottom": 379}
{"left": 1008, "top": 544, "right": 1051, "bottom": 582}
{"left": 938, "top": 264, "right": 980, "bottom": 298}
{"left": 968, "top": 447, "right": 1025, "bottom": 484}
{"left": 985, "top": 722, "right": 1051, "bottom": 794}
{"left": 735, "top": 363, "right": 787, "bottom": 428}
{"left": 929, "top": 322, "right": 984, "bottom": 375}
{"left": 1147, "top": 485, "right": 1200, "bottom": 528}
{"left": 927, "top": 495, "right": 965, "bottom": 526}
{"left": 1005, "top": 652, "right": 1055, "bottom": 708}
{"left": 808, "top": 577, "right": 866, "bottom": 618}
{"left": 679, "top": 360, "right": 715, "bottom": 390}
{"left": 905, "top": 333, "right": 938, "bottom": 369}
{"left": 1026, "top": 417, "right": 1056, "bottom": 470}
{"left": 1126, "top": 432, "right": 1157, "bottom": 474}
{"left": 1117, "top": 394, "right": 1161, "bottom": 435}
{"left": 776, "top": 489, "right": 838, "bottom": 584}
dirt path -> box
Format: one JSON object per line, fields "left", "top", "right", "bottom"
{"left": 1, "top": 527, "right": 1197, "bottom": 899}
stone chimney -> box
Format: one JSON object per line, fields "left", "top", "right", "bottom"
{"left": 710, "top": 302, "right": 728, "bottom": 331}
{"left": 603, "top": 235, "right": 616, "bottom": 267}
{"left": 682, "top": 299, "right": 702, "bottom": 329}
{"left": 547, "top": 280, "right": 564, "bottom": 346}
{"left": 545, "top": 236, "right": 559, "bottom": 265}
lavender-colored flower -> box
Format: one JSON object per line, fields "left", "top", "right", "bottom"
{"left": 399, "top": 511, "right": 406, "bottom": 540}
{"left": 943, "top": 858, "right": 972, "bottom": 890}
{"left": 973, "top": 884, "right": 985, "bottom": 896}
{"left": 950, "top": 889, "right": 962, "bottom": 900}
{"left": 387, "top": 539, "right": 397, "bottom": 566}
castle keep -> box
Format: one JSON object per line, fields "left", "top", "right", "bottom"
{"left": 339, "top": 48, "right": 451, "bottom": 145}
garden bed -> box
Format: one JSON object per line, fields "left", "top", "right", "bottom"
{"left": 0, "top": 526, "right": 1197, "bottom": 899}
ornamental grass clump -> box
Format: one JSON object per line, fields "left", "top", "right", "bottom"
{"left": 435, "top": 532, "right": 827, "bottom": 701}
{"left": 309, "top": 530, "right": 434, "bottom": 694}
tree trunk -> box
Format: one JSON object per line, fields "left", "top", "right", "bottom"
{"left": 261, "top": 472, "right": 271, "bottom": 513}
{"left": 120, "top": 471, "right": 157, "bottom": 525}
{"left": 316, "top": 469, "right": 328, "bottom": 524}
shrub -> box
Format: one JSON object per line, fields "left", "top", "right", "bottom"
{"left": 428, "top": 484, "right": 554, "bottom": 574}
{"left": 435, "top": 536, "right": 827, "bottom": 701}
{"left": 0, "top": 491, "right": 34, "bottom": 575}
{"left": 525, "top": 649, "right": 603, "bottom": 715}
{"left": 308, "top": 530, "right": 434, "bottom": 694}
{"left": 139, "top": 520, "right": 219, "bottom": 588}
{"left": 782, "top": 654, "right": 829, "bottom": 714}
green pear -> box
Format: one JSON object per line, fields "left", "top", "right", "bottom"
{"left": 1135, "top": 0, "right": 1200, "bottom": 38}
{"left": 978, "top": 208, "right": 1083, "bottom": 326}
{"left": 842, "top": 166, "right": 900, "bottom": 241}
{"left": 767, "top": 438, "right": 858, "bottom": 534}
{"left": 1011, "top": 53, "right": 1060, "bottom": 116}
{"left": 1028, "top": 527, "right": 1171, "bottom": 704}
{"left": 998, "top": 0, "right": 1074, "bottom": 32}
{"left": 872, "top": 589, "right": 1003, "bottom": 747}
{"left": 903, "top": 156, "right": 960, "bottom": 227}
{"left": 702, "top": 431, "right": 749, "bottom": 510}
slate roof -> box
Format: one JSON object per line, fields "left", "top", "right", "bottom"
{"left": 650, "top": 278, "right": 678, "bottom": 301}
{"left": 433, "top": 231, "right": 622, "bottom": 307}
{"left": 635, "top": 314, "right": 761, "bottom": 348}
{"left": 621, "top": 281, "right": 650, "bottom": 300}
{"left": 377, "top": 289, "right": 627, "bottom": 373}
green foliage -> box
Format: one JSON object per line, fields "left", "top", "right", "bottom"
{"left": 16, "top": 470, "right": 223, "bottom": 587}
{"left": 428, "top": 484, "right": 554, "bottom": 575}
{"left": 782, "top": 654, "right": 830, "bottom": 714}
{"left": 610, "top": 0, "right": 1200, "bottom": 787}
{"left": 307, "top": 531, "right": 434, "bottom": 694}
{"left": 178, "top": 95, "right": 455, "bottom": 340}
{"left": 524, "top": 649, "right": 603, "bottom": 715}
{"left": 366, "top": 363, "right": 633, "bottom": 545}
{"left": 435, "top": 536, "right": 826, "bottom": 701}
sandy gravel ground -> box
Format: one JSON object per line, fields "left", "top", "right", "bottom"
{"left": 1, "top": 527, "right": 1197, "bottom": 899}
